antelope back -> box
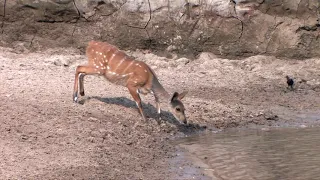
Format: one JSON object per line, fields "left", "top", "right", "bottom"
{"left": 86, "top": 41, "right": 127, "bottom": 70}
{"left": 85, "top": 41, "right": 153, "bottom": 87}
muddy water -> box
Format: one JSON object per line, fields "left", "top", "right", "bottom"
{"left": 177, "top": 127, "right": 320, "bottom": 180}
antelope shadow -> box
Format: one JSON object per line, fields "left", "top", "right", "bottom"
{"left": 79, "top": 96, "right": 206, "bottom": 133}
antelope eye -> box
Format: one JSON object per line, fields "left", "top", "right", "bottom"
{"left": 176, "top": 107, "right": 181, "bottom": 112}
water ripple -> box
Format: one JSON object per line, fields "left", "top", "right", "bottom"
{"left": 178, "top": 127, "right": 320, "bottom": 180}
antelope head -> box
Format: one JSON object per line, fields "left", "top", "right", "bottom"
{"left": 170, "top": 91, "right": 188, "bottom": 124}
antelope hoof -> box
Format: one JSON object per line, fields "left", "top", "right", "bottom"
{"left": 80, "top": 91, "right": 85, "bottom": 96}
{"left": 73, "top": 93, "right": 78, "bottom": 103}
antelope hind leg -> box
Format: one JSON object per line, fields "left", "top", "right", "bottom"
{"left": 79, "top": 73, "right": 86, "bottom": 96}
{"left": 73, "top": 65, "right": 104, "bottom": 103}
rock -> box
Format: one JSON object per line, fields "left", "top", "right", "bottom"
{"left": 13, "top": 42, "right": 29, "bottom": 54}
{"left": 166, "top": 45, "right": 177, "bottom": 52}
{"left": 176, "top": 57, "right": 190, "bottom": 65}
{"left": 53, "top": 57, "right": 70, "bottom": 66}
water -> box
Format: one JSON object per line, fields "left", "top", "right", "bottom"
{"left": 177, "top": 127, "right": 320, "bottom": 180}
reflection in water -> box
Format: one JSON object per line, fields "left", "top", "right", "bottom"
{"left": 177, "top": 127, "right": 320, "bottom": 180}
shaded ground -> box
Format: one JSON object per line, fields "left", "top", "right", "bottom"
{"left": 0, "top": 46, "right": 320, "bottom": 179}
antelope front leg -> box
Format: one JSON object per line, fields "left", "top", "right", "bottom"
{"left": 73, "top": 65, "right": 104, "bottom": 103}
{"left": 127, "top": 85, "right": 146, "bottom": 121}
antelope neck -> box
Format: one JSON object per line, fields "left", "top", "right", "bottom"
{"left": 151, "top": 75, "right": 171, "bottom": 103}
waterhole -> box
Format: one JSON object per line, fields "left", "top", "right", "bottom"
{"left": 176, "top": 127, "right": 320, "bottom": 180}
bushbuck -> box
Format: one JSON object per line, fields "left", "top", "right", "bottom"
{"left": 73, "top": 41, "right": 188, "bottom": 124}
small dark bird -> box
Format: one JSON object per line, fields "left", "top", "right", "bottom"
{"left": 286, "top": 75, "right": 294, "bottom": 90}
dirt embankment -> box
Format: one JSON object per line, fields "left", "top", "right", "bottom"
{"left": 1, "top": 0, "right": 320, "bottom": 59}
{"left": 1, "top": 45, "right": 320, "bottom": 179}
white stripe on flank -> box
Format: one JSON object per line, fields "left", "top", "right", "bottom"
{"left": 121, "top": 60, "right": 135, "bottom": 74}
{"left": 108, "top": 50, "right": 118, "bottom": 64}
{"left": 105, "top": 49, "right": 111, "bottom": 54}
{"left": 113, "top": 56, "right": 126, "bottom": 73}
{"left": 121, "top": 72, "right": 133, "bottom": 77}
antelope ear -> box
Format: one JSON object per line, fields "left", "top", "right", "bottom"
{"left": 171, "top": 92, "right": 179, "bottom": 102}
{"left": 178, "top": 91, "right": 188, "bottom": 100}
{"left": 171, "top": 91, "right": 188, "bottom": 101}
